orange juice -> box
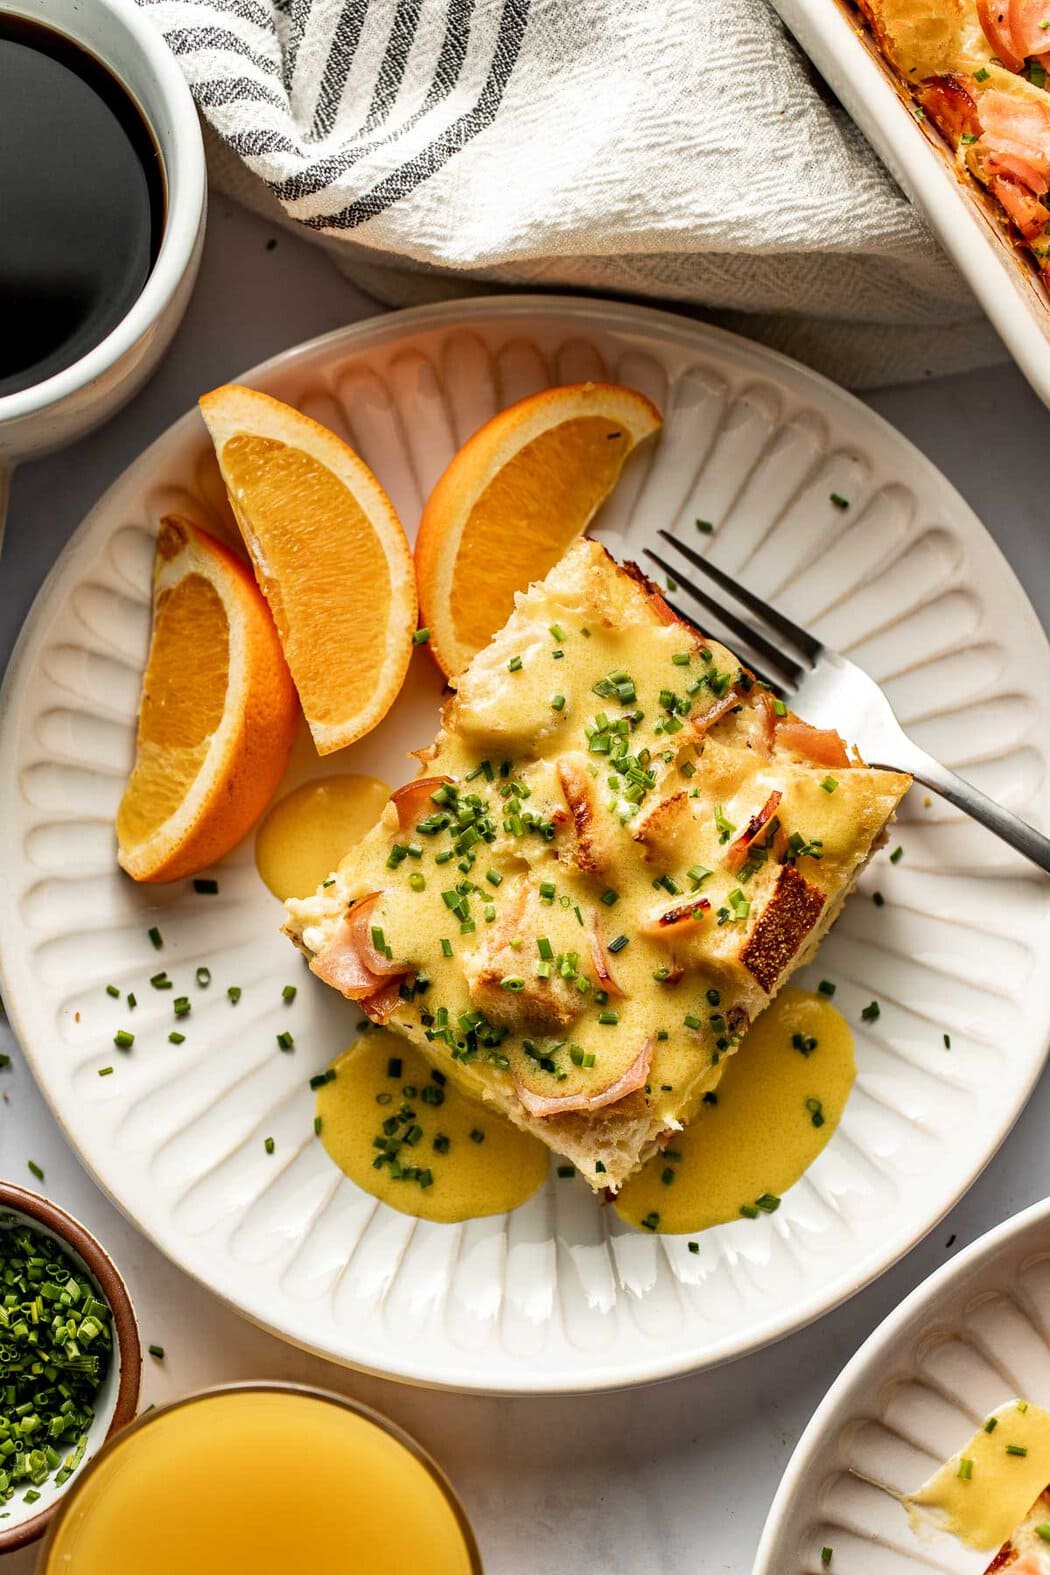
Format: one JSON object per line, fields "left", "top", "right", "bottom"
{"left": 41, "top": 1386, "right": 480, "bottom": 1574}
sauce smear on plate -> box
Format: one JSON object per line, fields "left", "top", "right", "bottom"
{"left": 904, "top": 1400, "right": 1050, "bottom": 1552}
{"left": 614, "top": 988, "right": 854, "bottom": 1233}
{"left": 255, "top": 773, "right": 389, "bottom": 900}
{"left": 316, "top": 1029, "right": 549, "bottom": 1222}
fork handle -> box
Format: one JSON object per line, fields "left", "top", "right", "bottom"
{"left": 874, "top": 744, "right": 1050, "bottom": 876}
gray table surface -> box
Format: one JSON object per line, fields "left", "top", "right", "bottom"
{"left": 2, "top": 195, "right": 1049, "bottom": 1575}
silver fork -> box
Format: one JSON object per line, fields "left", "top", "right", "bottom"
{"left": 644, "top": 530, "right": 1050, "bottom": 876}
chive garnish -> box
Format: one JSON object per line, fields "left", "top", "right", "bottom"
{"left": 196, "top": 966, "right": 211, "bottom": 988}
{"left": 755, "top": 1193, "right": 780, "bottom": 1213}
{"left": 310, "top": 1069, "right": 336, "bottom": 1090}
{"left": 264, "top": 1137, "right": 275, "bottom": 1155}
{"left": 829, "top": 492, "right": 850, "bottom": 510}
{"left": 943, "top": 1033, "right": 951, "bottom": 1049}
{"left": 412, "top": 627, "right": 431, "bottom": 644}
{"left": 872, "top": 891, "right": 885, "bottom": 907}
{"left": 227, "top": 986, "right": 242, "bottom": 1004}
{"left": 105, "top": 984, "right": 119, "bottom": 998}
{"left": 821, "top": 1551, "right": 833, "bottom": 1568}
{"left": 557, "top": 1165, "right": 574, "bottom": 1179}
{"left": 688, "top": 1241, "right": 699, "bottom": 1254}
{"left": 127, "top": 992, "right": 137, "bottom": 1009}
{"left": 470, "top": 1128, "right": 485, "bottom": 1144}
{"left": 695, "top": 519, "right": 714, "bottom": 534}
{"left": 113, "top": 1029, "right": 134, "bottom": 1050}
{"left": 173, "top": 997, "right": 190, "bottom": 1018}
{"left": 818, "top": 980, "right": 836, "bottom": 997}
{"left": 314, "top": 1116, "right": 323, "bottom": 1136}
{"left": 861, "top": 1001, "right": 881, "bottom": 1022}
{"left": 507, "top": 655, "right": 523, "bottom": 673}
{"left": 550, "top": 694, "right": 566, "bottom": 711}
{"left": 148, "top": 1344, "right": 166, "bottom": 1359}
{"left": 276, "top": 1031, "right": 294, "bottom": 1051}
{"left": 957, "top": 1456, "right": 974, "bottom": 1480}
{"left": 148, "top": 926, "right": 163, "bottom": 949}
{"left": 27, "top": 1160, "right": 44, "bottom": 1181}
{"left": 1006, "top": 1444, "right": 1028, "bottom": 1456}
{"left": 168, "top": 1031, "right": 185, "bottom": 1045}
{"left": 150, "top": 971, "right": 171, "bottom": 989}
{"left": 1035, "top": 1523, "right": 1050, "bottom": 1542}
{"left": 640, "top": 1212, "right": 660, "bottom": 1231}
{"left": 600, "top": 889, "right": 619, "bottom": 906}
{"left": 282, "top": 985, "right": 297, "bottom": 1003}
{"left": 984, "top": 1417, "right": 998, "bottom": 1433}
{"left": 820, "top": 775, "right": 838, "bottom": 794}
{"left": 598, "top": 1010, "right": 619, "bottom": 1025}
{"left": 98, "top": 1066, "right": 114, "bottom": 1077}
{"left": 607, "top": 934, "right": 629, "bottom": 954}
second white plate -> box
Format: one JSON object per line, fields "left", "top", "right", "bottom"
{"left": 1, "top": 295, "right": 1049, "bottom": 1393}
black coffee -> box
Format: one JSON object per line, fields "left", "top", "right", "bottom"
{"left": 0, "top": 14, "right": 165, "bottom": 399}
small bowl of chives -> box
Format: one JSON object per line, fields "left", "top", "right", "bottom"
{"left": 0, "top": 1184, "right": 141, "bottom": 1555}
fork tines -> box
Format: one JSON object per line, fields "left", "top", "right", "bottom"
{"left": 643, "top": 530, "right": 820, "bottom": 695}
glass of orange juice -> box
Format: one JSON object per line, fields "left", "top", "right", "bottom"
{"left": 37, "top": 1382, "right": 482, "bottom": 1574}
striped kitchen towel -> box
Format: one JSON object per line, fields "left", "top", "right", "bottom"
{"left": 137, "top": 0, "right": 1005, "bottom": 385}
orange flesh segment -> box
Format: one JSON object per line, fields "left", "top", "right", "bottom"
{"left": 220, "top": 434, "right": 392, "bottom": 731}
{"left": 448, "top": 415, "right": 631, "bottom": 655}
{"left": 116, "top": 574, "right": 228, "bottom": 845}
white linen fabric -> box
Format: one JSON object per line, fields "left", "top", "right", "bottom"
{"left": 137, "top": 0, "right": 1006, "bottom": 384}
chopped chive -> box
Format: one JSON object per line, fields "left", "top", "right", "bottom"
{"left": 550, "top": 694, "right": 566, "bottom": 712}
{"left": 148, "top": 926, "right": 163, "bottom": 949}
{"left": 739, "top": 1204, "right": 759, "bottom": 1219}
{"left": 507, "top": 655, "right": 523, "bottom": 673}
{"left": 276, "top": 1030, "right": 294, "bottom": 1051}
{"left": 168, "top": 1031, "right": 185, "bottom": 1045}
{"left": 500, "top": 976, "right": 525, "bottom": 992}
{"left": 640, "top": 1212, "right": 660, "bottom": 1232}
{"left": 660, "top": 1167, "right": 676, "bottom": 1186}
{"left": 440, "top": 938, "right": 453, "bottom": 957}
{"left": 598, "top": 1010, "right": 619, "bottom": 1025}
{"left": 113, "top": 1029, "right": 134, "bottom": 1050}
{"left": 196, "top": 966, "right": 211, "bottom": 988}
{"left": 193, "top": 877, "right": 219, "bottom": 894}
{"left": 314, "top": 1116, "right": 323, "bottom": 1136}
{"left": 890, "top": 845, "right": 903, "bottom": 863}
{"left": 1035, "top": 1524, "right": 1050, "bottom": 1542}
{"left": 772, "top": 697, "right": 788, "bottom": 717}
{"left": 755, "top": 1193, "right": 780, "bottom": 1213}
{"left": 688, "top": 1241, "right": 699, "bottom": 1254}
{"left": 671, "top": 651, "right": 691, "bottom": 666}
{"left": 695, "top": 519, "right": 714, "bottom": 534}
{"left": 820, "top": 775, "right": 838, "bottom": 794}
{"left": 150, "top": 971, "right": 171, "bottom": 990}
{"left": 98, "top": 1065, "right": 114, "bottom": 1077}
{"left": 821, "top": 1551, "right": 833, "bottom": 1568}
{"left": 943, "top": 1032, "right": 951, "bottom": 1049}
{"left": 872, "top": 891, "right": 885, "bottom": 907}
{"left": 127, "top": 992, "right": 137, "bottom": 1009}
{"left": 105, "top": 984, "right": 119, "bottom": 998}
{"left": 607, "top": 934, "right": 629, "bottom": 954}
{"left": 409, "top": 872, "right": 426, "bottom": 892}
{"left": 600, "top": 889, "right": 619, "bottom": 906}
{"left": 148, "top": 1344, "right": 165, "bottom": 1360}
{"left": 1006, "top": 1444, "right": 1029, "bottom": 1457}
{"left": 957, "top": 1456, "right": 974, "bottom": 1480}
{"left": 412, "top": 627, "right": 431, "bottom": 645}
{"left": 264, "top": 1138, "right": 275, "bottom": 1156}
{"left": 282, "top": 984, "right": 297, "bottom": 1004}
{"left": 485, "top": 869, "right": 502, "bottom": 887}
{"left": 173, "top": 997, "right": 190, "bottom": 1018}
{"left": 818, "top": 980, "right": 836, "bottom": 997}
{"left": 861, "top": 1001, "right": 881, "bottom": 1023}
{"left": 470, "top": 1128, "right": 485, "bottom": 1144}
{"left": 557, "top": 1164, "right": 574, "bottom": 1179}
{"left": 829, "top": 492, "right": 850, "bottom": 510}
{"left": 227, "top": 986, "right": 242, "bottom": 1004}
{"left": 984, "top": 1417, "right": 999, "bottom": 1433}
{"left": 309, "top": 1069, "right": 336, "bottom": 1090}
{"left": 28, "top": 1160, "right": 44, "bottom": 1181}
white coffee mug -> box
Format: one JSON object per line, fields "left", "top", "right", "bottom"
{"left": 0, "top": 0, "right": 206, "bottom": 535}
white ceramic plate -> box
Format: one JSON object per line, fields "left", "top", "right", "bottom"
{"left": 2, "top": 295, "right": 1049, "bottom": 1395}
{"left": 771, "top": 0, "right": 1050, "bottom": 411}
{"left": 754, "top": 1196, "right": 1050, "bottom": 1573}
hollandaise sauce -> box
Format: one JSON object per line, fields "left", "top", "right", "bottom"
{"left": 40, "top": 1387, "right": 479, "bottom": 1575}
{"left": 255, "top": 774, "right": 389, "bottom": 901}
{"left": 615, "top": 988, "right": 854, "bottom": 1233}
{"left": 904, "top": 1400, "right": 1050, "bottom": 1552}
{"left": 316, "top": 1028, "right": 549, "bottom": 1223}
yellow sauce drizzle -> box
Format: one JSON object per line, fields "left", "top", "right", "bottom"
{"left": 614, "top": 989, "right": 854, "bottom": 1233}
{"left": 255, "top": 775, "right": 389, "bottom": 901}
{"left": 316, "top": 1029, "right": 549, "bottom": 1223}
{"left": 904, "top": 1401, "right": 1050, "bottom": 1553}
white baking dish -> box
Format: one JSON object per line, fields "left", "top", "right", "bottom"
{"left": 771, "top": 0, "right": 1050, "bottom": 406}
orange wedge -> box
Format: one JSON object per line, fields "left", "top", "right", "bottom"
{"left": 415, "top": 381, "right": 662, "bottom": 677}
{"left": 199, "top": 384, "right": 417, "bottom": 755}
{"left": 116, "top": 515, "right": 298, "bottom": 883}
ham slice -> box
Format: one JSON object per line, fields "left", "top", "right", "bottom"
{"left": 691, "top": 688, "right": 744, "bottom": 740}
{"left": 724, "top": 790, "right": 783, "bottom": 874}
{"left": 977, "top": 0, "right": 1027, "bottom": 69}
{"left": 308, "top": 893, "right": 412, "bottom": 1001}
{"left": 978, "top": 90, "right": 1050, "bottom": 193}
{"left": 587, "top": 915, "right": 627, "bottom": 997}
{"left": 514, "top": 1038, "right": 654, "bottom": 1118}
{"left": 391, "top": 775, "right": 452, "bottom": 831}
{"left": 640, "top": 896, "right": 711, "bottom": 938}
{"left": 1007, "top": 0, "right": 1050, "bottom": 59}
{"left": 993, "top": 171, "right": 1050, "bottom": 236}
{"left": 775, "top": 717, "right": 851, "bottom": 769}
{"left": 360, "top": 976, "right": 407, "bottom": 1024}
{"left": 918, "top": 74, "right": 981, "bottom": 141}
